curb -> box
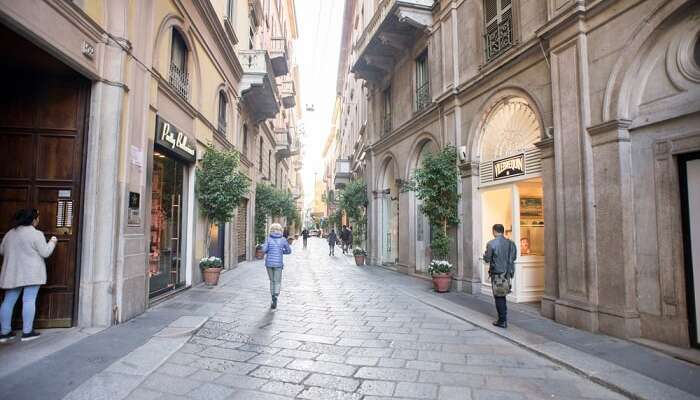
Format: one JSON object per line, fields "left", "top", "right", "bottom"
{"left": 396, "top": 287, "right": 698, "bottom": 400}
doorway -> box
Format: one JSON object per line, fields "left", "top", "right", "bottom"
{"left": 680, "top": 152, "right": 700, "bottom": 348}
{"left": 0, "top": 23, "right": 90, "bottom": 328}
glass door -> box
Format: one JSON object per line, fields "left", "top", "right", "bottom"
{"left": 149, "top": 153, "right": 185, "bottom": 298}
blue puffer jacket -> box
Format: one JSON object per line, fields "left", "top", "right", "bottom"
{"left": 263, "top": 232, "right": 291, "bottom": 268}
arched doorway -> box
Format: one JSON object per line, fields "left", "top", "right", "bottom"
{"left": 478, "top": 97, "right": 545, "bottom": 303}
{"left": 379, "top": 159, "right": 399, "bottom": 265}
{"left": 409, "top": 141, "right": 435, "bottom": 274}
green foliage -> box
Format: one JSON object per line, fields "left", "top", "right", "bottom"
{"left": 427, "top": 259, "right": 453, "bottom": 275}
{"left": 338, "top": 179, "right": 368, "bottom": 248}
{"left": 403, "top": 145, "right": 460, "bottom": 260}
{"left": 196, "top": 145, "right": 249, "bottom": 256}
{"left": 254, "top": 183, "right": 300, "bottom": 244}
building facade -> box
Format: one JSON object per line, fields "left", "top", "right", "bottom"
{"left": 333, "top": 0, "right": 700, "bottom": 349}
{"left": 0, "top": 0, "right": 302, "bottom": 328}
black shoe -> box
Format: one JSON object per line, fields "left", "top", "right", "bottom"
{"left": 271, "top": 296, "right": 277, "bottom": 309}
{"left": 21, "top": 331, "right": 40, "bottom": 342}
{"left": 0, "top": 332, "right": 16, "bottom": 343}
{"left": 492, "top": 320, "right": 507, "bottom": 329}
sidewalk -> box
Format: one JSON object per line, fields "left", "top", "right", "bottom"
{"left": 0, "top": 265, "right": 248, "bottom": 400}
{"left": 360, "top": 261, "right": 700, "bottom": 399}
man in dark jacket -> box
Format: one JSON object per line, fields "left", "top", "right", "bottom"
{"left": 483, "top": 224, "right": 516, "bottom": 328}
{"left": 301, "top": 228, "right": 309, "bottom": 249}
{"left": 340, "top": 225, "right": 350, "bottom": 254}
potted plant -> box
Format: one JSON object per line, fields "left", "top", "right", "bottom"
{"left": 428, "top": 259, "right": 453, "bottom": 292}
{"left": 255, "top": 244, "right": 265, "bottom": 260}
{"left": 200, "top": 256, "right": 223, "bottom": 285}
{"left": 353, "top": 247, "right": 367, "bottom": 266}
{"left": 403, "top": 146, "right": 460, "bottom": 292}
{"left": 196, "top": 145, "right": 249, "bottom": 285}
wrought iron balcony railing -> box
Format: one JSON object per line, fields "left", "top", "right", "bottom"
{"left": 169, "top": 63, "right": 190, "bottom": 100}
{"left": 415, "top": 82, "right": 430, "bottom": 112}
{"left": 383, "top": 114, "right": 392, "bottom": 136}
{"left": 485, "top": 11, "right": 513, "bottom": 62}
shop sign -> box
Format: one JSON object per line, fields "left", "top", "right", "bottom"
{"left": 155, "top": 116, "right": 196, "bottom": 162}
{"left": 493, "top": 154, "right": 525, "bottom": 180}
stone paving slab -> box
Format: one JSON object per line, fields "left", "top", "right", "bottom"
{"left": 117, "top": 238, "right": 638, "bottom": 400}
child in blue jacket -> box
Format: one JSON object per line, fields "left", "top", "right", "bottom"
{"left": 262, "top": 223, "right": 291, "bottom": 309}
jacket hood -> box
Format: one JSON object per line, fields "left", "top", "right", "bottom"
{"left": 270, "top": 232, "right": 283, "bottom": 239}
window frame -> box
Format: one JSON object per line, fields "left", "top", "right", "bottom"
{"left": 218, "top": 91, "right": 228, "bottom": 135}
{"left": 483, "top": 0, "right": 516, "bottom": 63}
{"left": 414, "top": 50, "right": 430, "bottom": 113}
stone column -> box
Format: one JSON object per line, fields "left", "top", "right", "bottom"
{"left": 588, "top": 119, "right": 641, "bottom": 338}
{"left": 396, "top": 180, "right": 410, "bottom": 274}
{"left": 536, "top": 138, "right": 558, "bottom": 319}
{"left": 458, "top": 161, "right": 481, "bottom": 294}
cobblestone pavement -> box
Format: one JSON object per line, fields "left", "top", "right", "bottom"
{"left": 126, "top": 238, "right": 627, "bottom": 400}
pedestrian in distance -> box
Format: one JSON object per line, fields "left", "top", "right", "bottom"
{"left": 301, "top": 228, "right": 309, "bottom": 249}
{"left": 0, "top": 209, "right": 57, "bottom": 343}
{"left": 327, "top": 229, "right": 338, "bottom": 256}
{"left": 340, "top": 225, "right": 350, "bottom": 254}
{"left": 262, "top": 223, "right": 291, "bottom": 310}
{"left": 483, "top": 223, "right": 517, "bottom": 328}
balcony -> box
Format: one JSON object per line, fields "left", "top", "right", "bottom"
{"left": 334, "top": 159, "right": 352, "bottom": 189}
{"left": 279, "top": 80, "right": 296, "bottom": 109}
{"left": 239, "top": 50, "right": 279, "bottom": 122}
{"left": 275, "top": 128, "right": 292, "bottom": 159}
{"left": 351, "top": 0, "right": 435, "bottom": 82}
{"left": 269, "top": 37, "right": 289, "bottom": 77}
{"left": 169, "top": 63, "right": 190, "bottom": 100}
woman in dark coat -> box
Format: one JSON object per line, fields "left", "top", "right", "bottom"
{"left": 327, "top": 229, "right": 338, "bottom": 256}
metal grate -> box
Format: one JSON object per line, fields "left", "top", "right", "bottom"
{"left": 169, "top": 63, "right": 190, "bottom": 100}
{"left": 416, "top": 82, "right": 430, "bottom": 112}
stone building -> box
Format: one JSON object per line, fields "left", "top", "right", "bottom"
{"left": 334, "top": 0, "right": 700, "bottom": 349}
{"left": 0, "top": 0, "right": 302, "bottom": 328}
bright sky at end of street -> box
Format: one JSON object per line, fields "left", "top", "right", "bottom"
{"left": 296, "top": 0, "right": 344, "bottom": 211}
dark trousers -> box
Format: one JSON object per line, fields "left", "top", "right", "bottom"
{"left": 494, "top": 296, "right": 507, "bottom": 322}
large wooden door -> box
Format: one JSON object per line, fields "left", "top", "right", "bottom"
{"left": 237, "top": 199, "right": 248, "bottom": 262}
{"left": 0, "top": 74, "right": 89, "bottom": 328}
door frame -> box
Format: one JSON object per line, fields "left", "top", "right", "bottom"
{"left": 679, "top": 151, "right": 700, "bottom": 348}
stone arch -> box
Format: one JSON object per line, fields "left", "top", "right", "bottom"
{"left": 152, "top": 14, "right": 203, "bottom": 109}
{"left": 376, "top": 152, "right": 400, "bottom": 191}
{"left": 404, "top": 132, "right": 441, "bottom": 180}
{"left": 467, "top": 87, "right": 545, "bottom": 163}
{"left": 603, "top": 0, "right": 696, "bottom": 122}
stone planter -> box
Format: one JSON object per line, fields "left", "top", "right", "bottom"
{"left": 354, "top": 255, "right": 365, "bottom": 266}
{"left": 202, "top": 267, "right": 223, "bottom": 286}
{"left": 432, "top": 273, "right": 451, "bottom": 293}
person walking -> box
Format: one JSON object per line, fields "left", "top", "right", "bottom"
{"left": 483, "top": 223, "right": 516, "bottom": 328}
{"left": 327, "top": 229, "right": 338, "bottom": 256}
{"left": 301, "top": 228, "right": 309, "bottom": 249}
{"left": 0, "top": 209, "right": 57, "bottom": 342}
{"left": 262, "top": 223, "right": 291, "bottom": 310}
{"left": 340, "top": 225, "right": 350, "bottom": 254}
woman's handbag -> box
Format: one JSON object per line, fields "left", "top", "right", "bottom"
{"left": 491, "top": 273, "right": 511, "bottom": 297}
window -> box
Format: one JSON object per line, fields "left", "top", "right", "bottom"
{"left": 268, "top": 150, "right": 272, "bottom": 179}
{"left": 170, "top": 28, "right": 190, "bottom": 99}
{"left": 242, "top": 124, "right": 248, "bottom": 157}
{"left": 484, "top": 0, "right": 513, "bottom": 62}
{"left": 249, "top": 18, "right": 255, "bottom": 50}
{"left": 415, "top": 51, "right": 430, "bottom": 112}
{"left": 383, "top": 87, "right": 391, "bottom": 136}
{"left": 259, "top": 138, "right": 263, "bottom": 172}
{"left": 218, "top": 91, "right": 228, "bottom": 134}
{"left": 226, "top": 0, "right": 235, "bottom": 20}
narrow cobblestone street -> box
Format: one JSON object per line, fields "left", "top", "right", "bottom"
{"left": 124, "top": 238, "right": 625, "bottom": 400}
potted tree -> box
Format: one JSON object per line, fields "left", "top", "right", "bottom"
{"left": 196, "top": 144, "right": 249, "bottom": 285}
{"left": 403, "top": 145, "right": 460, "bottom": 293}
{"left": 353, "top": 247, "right": 367, "bottom": 266}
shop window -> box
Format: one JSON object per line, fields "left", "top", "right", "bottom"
{"left": 415, "top": 51, "right": 430, "bottom": 112}
{"left": 169, "top": 29, "right": 190, "bottom": 100}
{"left": 517, "top": 179, "right": 544, "bottom": 256}
{"left": 484, "top": 0, "right": 513, "bottom": 62}
{"left": 218, "top": 91, "right": 228, "bottom": 135}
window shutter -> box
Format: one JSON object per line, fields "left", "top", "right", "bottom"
{"left": 484, "top": 0, "right": 514, "bottom": 61}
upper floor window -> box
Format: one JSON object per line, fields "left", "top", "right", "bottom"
{"left": 484, "top": 0, "right": 513, "bottom": 62}
{"left": 242, "top": 124, "right": 248, "bottom": 157}
{"left": 170, "top": 29, "right": 190, "bottom": 100}
{"left": 383, "top": 87, "right": 392, "bottom": 136}
{"left": 226, "top": 0, "right": 235, "bottom": 20}
{"left": 218, "top": 91, "right": 228, "bottom": 134}
{"left": 259, "top": 138, "right": 263, "bottom": 172}
{"left": 268, "top": 149, "right": 272, "bottom": 178}
{"left": 415, "top": 51, "right": 430, "bottom": 112}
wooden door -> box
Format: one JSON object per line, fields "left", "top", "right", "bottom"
{"left": 237, "top": 200, "right": 248, "bottom": 262}
{"left": 0, "top": 74, "right": 89, "bottom": 328}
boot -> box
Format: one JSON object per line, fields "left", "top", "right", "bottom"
{"left": 492, "top": 320, "right": 507, "bottom": 329}
{"left": 271, "top": 295, "right": 277, "bottom": 309}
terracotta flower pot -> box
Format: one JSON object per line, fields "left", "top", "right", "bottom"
{"left": 432, "top": 273, "right": 451, "bottom": 293}
{"left": 255, "top": 247, "right": 264, "bottom": 260}
{"left": 354, "top": 255, "right": 365, "bottom": 266}
{"left": 202, "top": 267, "right": 222, "bottom": 286}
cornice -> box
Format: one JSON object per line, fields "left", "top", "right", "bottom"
{"left": 50, "top": 0, "right": 106, "bottom": 42}
{"left": 587, "top": 119, "right": 632, "bottom": 136}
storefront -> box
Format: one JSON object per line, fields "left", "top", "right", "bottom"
{"left": 681, "top": 152, "right": 700, "bottom": 348}
{"left": 478, "top": 98, "right": 545, "bottom": 303}
{"left": 149, "top": 116, "right": 196, "bottom": 299}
